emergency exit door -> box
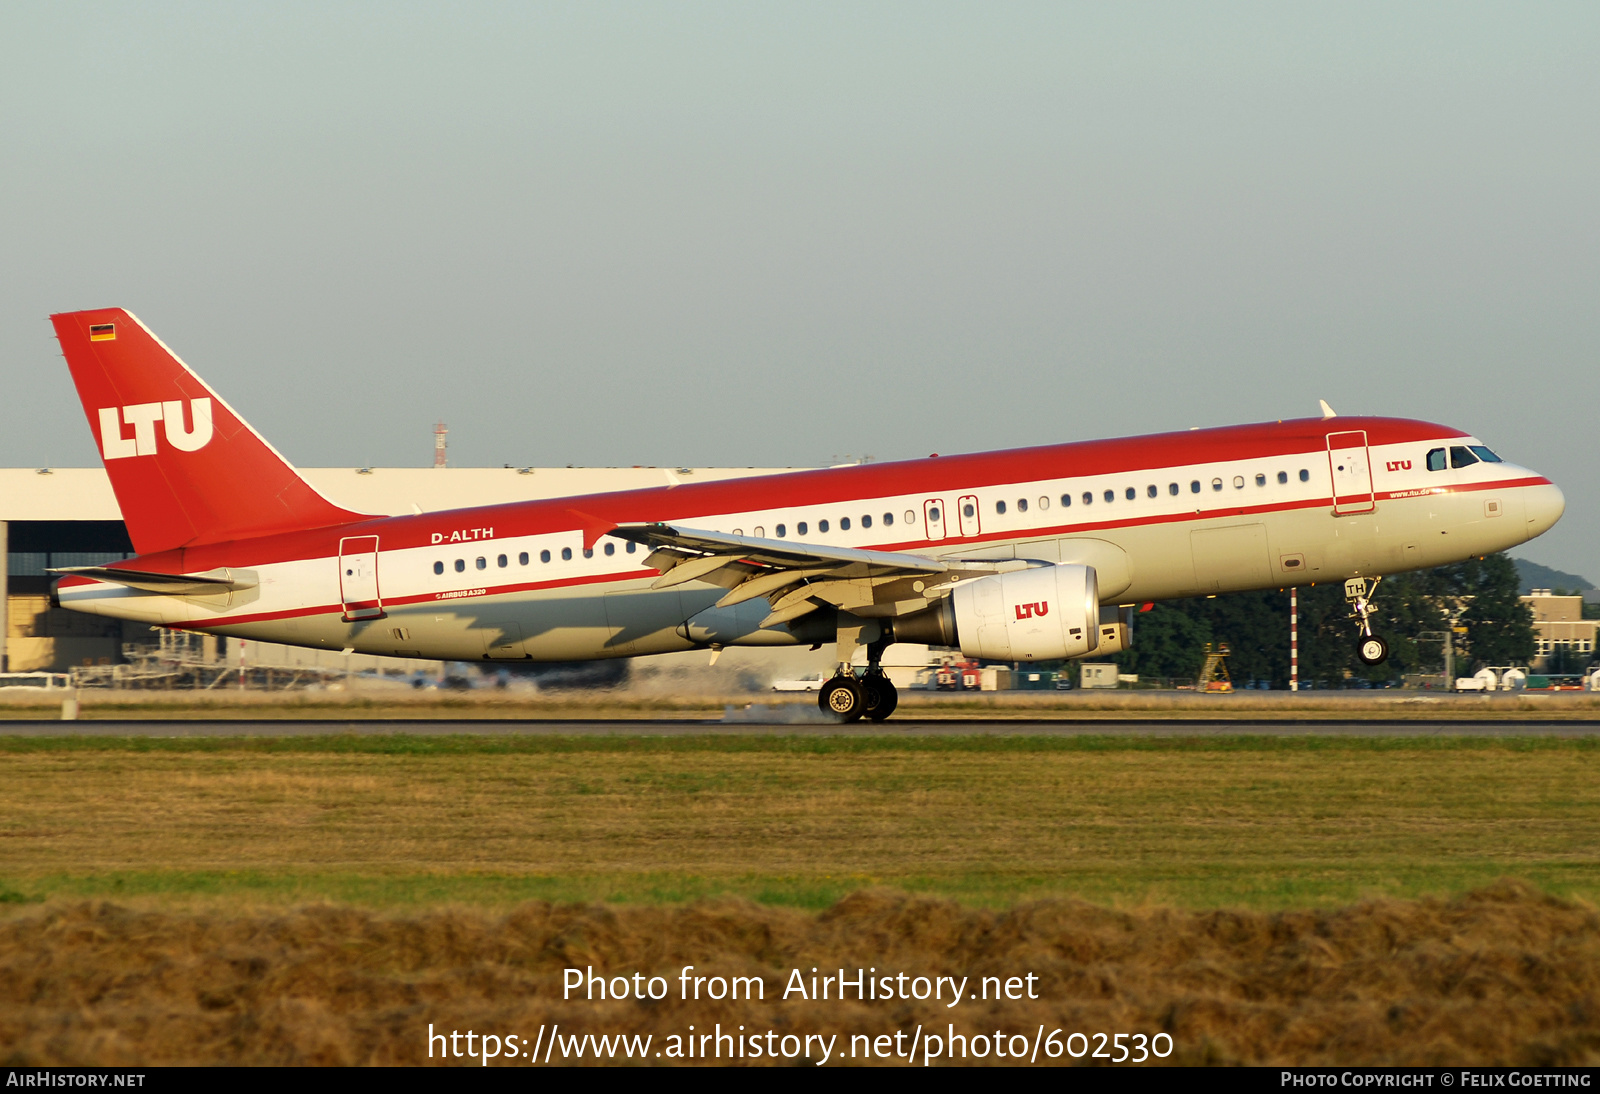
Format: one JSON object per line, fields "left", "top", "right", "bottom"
{"left": 957, "top": 494, "right": 981, "bottom": 537}
{"left": 338, "top": 535, "right": 385, "bottom": 621}
{"left": 1327, "top": 430, "right": 1376, "bottom": 515}
{"left": 923, "top": 499, "right": 946, "bottom": 541}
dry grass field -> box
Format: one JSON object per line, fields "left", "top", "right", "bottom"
{"left": 4, "top": 733, "right": 1599, "bottom": 1065}
{"left": 3, "top": 883, "right": 1598, "bottom": 1066}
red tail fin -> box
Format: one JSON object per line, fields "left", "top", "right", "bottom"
{"left": 51, "top": 308, "right": 370, "bottom": 554}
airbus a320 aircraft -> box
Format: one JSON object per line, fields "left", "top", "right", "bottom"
{"left": 47, "top": 309, "right": 1564, "bottom": 721}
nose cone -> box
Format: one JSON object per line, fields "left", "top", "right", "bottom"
{"left": 1523, "top": 482, "right": 1565, "bottom": 541}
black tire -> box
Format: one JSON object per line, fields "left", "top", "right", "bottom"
{"left": 864, "top": 676, "right": 899, "bottom": 722}
{"left": 1357, "top": 635, "right": 1389, "bottom": 666}
{"left": 819, "top": 677, "right": 866, "bottom": 722}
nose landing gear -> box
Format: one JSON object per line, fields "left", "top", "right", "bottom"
{"left": 1346, "top": 577, "right": 1390, "bottom": 666}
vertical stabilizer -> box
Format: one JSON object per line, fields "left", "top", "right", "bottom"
{"left": 51, "top": 308, "right": 371, "bottom": 554}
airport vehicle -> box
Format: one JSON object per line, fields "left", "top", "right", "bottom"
{"left": 47, "top": 309, "right": 1565, "bottom": 721}
{"left": 771, "top": 673, "right": 828, "bottom": 693}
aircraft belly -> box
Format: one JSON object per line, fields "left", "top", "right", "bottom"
{"left": 1190, "top": 523, "right": 1271, "bottom": 592}
{"left": 602, "top": 588, "right": 700, "bottom": 656}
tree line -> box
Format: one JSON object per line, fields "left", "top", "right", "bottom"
{"left": 1109, "top": 552, "right": 1537, "bottom": 688}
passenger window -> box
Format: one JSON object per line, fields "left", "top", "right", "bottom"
{"left": 861, "top": 515, "right": 872, "bottom": 528}
{"left": 1124, "top": 487, "right": 1135, "bottom": 501}
{"left": 965, "top": 503, "right": 977, "bottom": 518}
{"left": 625, "top": 541, "right": 636, "bottom": 554}
{"left": 903, "top": 510, "right": 915, "bottom": 524}
{"left": 1233, "top": 476, "right": 1244, "bottom": 489}
{"left": 561, "top": 547, "right": 572, "bottom": 561}
{"left": 926, "top": 509, "right": 938, "bottom": 523}
{"left": 732, "top": 529, "right": 743, "bottom": 536}
{"left": 1103, "top": 489, "right": 1114, "bottom": 503}
{"left": 1017, "top": 498, "right": 1028, "bottom": 513}
{"left": 1255, "top": 474, "right": 1265, "bottom": 487}
{"left": 1082, "top": 492, "right": 1093, "bottom": 505}
{"left": 994, "top": 500, "right": 1006, "bottom": 515}
{"left": 776, "top": 523, "right": 787, "bottom": 537}
{"left": 1450, "top": 446, "right": 1478, "bottom": 469}
{"left": 753, "top": 527, "right": 764, "bottom": 537}
{"left": 583, "top": 547, "right": 593, "bottom": 559}
{"left": 883, "top": 512, "right": 894, "bottom": 526}
{"left": 497, "top": 554, "right": 507, "bottom": 567}
{"left": 840, "top": 517, "right": 851, "bottom": 531}
{"left": 1299, "top": 469, "right": 1310, "bottom": 482}
{"left": 540, "top": 549, "right": 551, "bottom": 563}
{"left": 1168, "top": 483, "right": 1179, "bottom": 496}
{"left": 1277, "top": 471, "right": 1288, "bottom": 484}
{"left": 799, "top": 521, "right": 809, "bottom": 535}
{"left": 1147, "top": 485, "right": 1157, "bottom": 498}
{"left": 519, "top": 552, "right": 529, "bottom": 565}
{"left": 1211, "top": 479, "right": 1223, "bottom": 492}
{"left": 604, "top": 542, "right": 615, "bottom": 556}
{"left": 818, "top": 520, "right": 829, "bottom": 533}
{"left": 1469, "top": 445, "right": 1502, "bottom": 463}
{"left": 454, "top": 559, "right": 465, "bottom": 573}
{"left": 433, "top": 561, "right": 443, "bottom": 575}
{"left": 1190, "top": 481, "right": 1201, "bottom": 494}
{"left": 476, "top": 557, "right": 486, "bottom": 570}
{"left": 1061, "top": 494, "right": 1072, "bottom": 507}
{"left": 1038, "top": 497, "right": 1048, "bottom": 511}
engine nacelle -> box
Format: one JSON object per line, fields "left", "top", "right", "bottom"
{"left": 950, "top": 564, "right": 1100, "bottom": 661}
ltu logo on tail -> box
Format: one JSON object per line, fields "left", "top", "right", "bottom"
{"left": 1014, "top": 601, "right": 1049, "bottom": 620}
{"left": 97, "top": 399, "right": 214, "bottom": 459}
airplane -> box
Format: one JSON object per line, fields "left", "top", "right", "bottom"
{"left": 46, "top": 308, "right": 1565, "bottom": 721}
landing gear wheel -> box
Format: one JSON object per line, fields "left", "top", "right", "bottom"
{"left": 1358, "top": 635, "right": 1389, "bottom": 666}
{"left": 819, "top": 677, "right": 866, "bottom": 722}
{"left": 863, "top": 675, "right": 899, "bottom": 722}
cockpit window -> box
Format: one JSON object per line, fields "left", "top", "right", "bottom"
{"left": 1450, "top": 446, "right": 1478, "bottom": 469}
{"left": 1426, "top": 448, "right": 1447, "bottom": 472}
{"left": 1469, "top": 445, "right": 1503, "bottom": 463}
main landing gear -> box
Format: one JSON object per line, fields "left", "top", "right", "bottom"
{"left": 818, "top": 672, "right": 897, "bottom": 722}
{"left": 1346, "top": 577, "right": 1390, "bottom": 666}
{"left": 818, "top": 620, "right": 899, "bottom": 723}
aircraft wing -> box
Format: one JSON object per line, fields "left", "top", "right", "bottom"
{"left": 610, "top": 523, "right": 1030, "bottom": 626}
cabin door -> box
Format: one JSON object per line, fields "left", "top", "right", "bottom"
{"left": 1327, "top": 430, "right": 1376, "bottom": 515}
{"left": 338, "top": 535, "right": 385, "bottom": 621}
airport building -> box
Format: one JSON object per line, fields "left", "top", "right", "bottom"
{"left": 1, "top": 465, "right": 803, "bottom": 676}
{"left": 1521, "top": 589, "right": 1600, "bottom": 673}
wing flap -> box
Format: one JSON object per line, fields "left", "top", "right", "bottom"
{"left": 615, "top": 522, "right": 1039, "bottom": 626}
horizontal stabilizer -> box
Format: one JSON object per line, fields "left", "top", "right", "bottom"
{"left": 49, "top": 566, "right": 257, "bottom": 595}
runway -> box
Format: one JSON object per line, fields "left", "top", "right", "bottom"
{"left": 3, "top": 717, "right": 1599, "bottom": 736}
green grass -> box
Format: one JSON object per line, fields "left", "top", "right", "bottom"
{"left": 4, "top": 734, "right": 1599, "bottom": 912}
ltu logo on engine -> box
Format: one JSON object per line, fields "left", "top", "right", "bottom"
{"left": 1014, "top": 601, "right": 1049, "bottom": 620}
{"left": 97, "top": 398, "right": 214, "bottom": 460}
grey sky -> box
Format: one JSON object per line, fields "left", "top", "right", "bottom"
{"left": 2, "top": 3, "right": 1596, "bottom": 576}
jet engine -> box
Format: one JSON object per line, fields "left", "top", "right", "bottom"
{"left": 893, "top": 564, "right": 1100, "bottom": 661}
